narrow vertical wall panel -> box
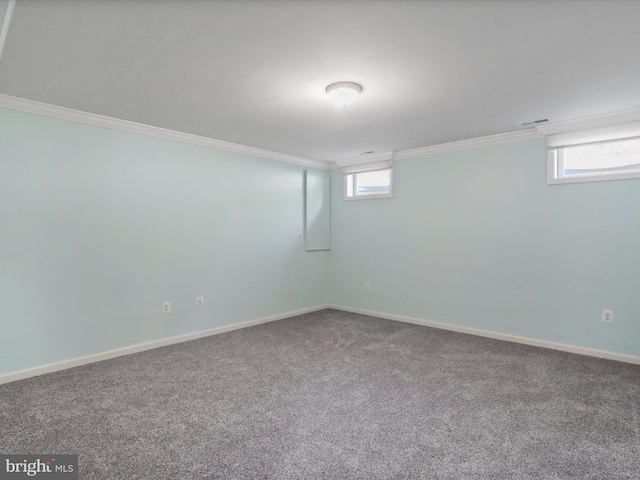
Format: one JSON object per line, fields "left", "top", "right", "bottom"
{"left": 305, "top": 170, "right": 331, "bottom": 251}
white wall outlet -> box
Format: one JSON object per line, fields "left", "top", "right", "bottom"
{"left": 365, "top": 283, "right": 371, "bottom": 293}
{"left": 196, "top": 296, "right": 204, "bottom": 308}
{"left": 162, "top": 301, "right": 171, "bottom": 314}
{"left": 297, "top": 233, "right": 302, "bottom": 240}
{"left": 601, "top": 309, "right": 614, "bottom": 323}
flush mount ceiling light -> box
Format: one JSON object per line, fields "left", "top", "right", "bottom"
{"left": 326, "top": 82, "right": 363, "bottom": 107}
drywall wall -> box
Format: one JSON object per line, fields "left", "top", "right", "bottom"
{"left": 0, "top": 107, "right": 329, "bottom": 376}
{"left": 329, "top": 138, "right": 640, "bottom": 357}
{"left": 2, "top": 104, "right": 638, "bottom": 378}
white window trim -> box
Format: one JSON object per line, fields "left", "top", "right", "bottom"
{"left": 546, "top": 122, "right": 640, "bottom": 185}
{"left": 342, "top": 160, "right": 393, "bottom": 200}
{"left": 547, "top": 147, "right": 640, "bottom": 185}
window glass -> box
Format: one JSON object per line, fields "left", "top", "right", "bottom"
{"left": 345, "top": 168, "right": 392, "bottom": 199}
{"left": 548, "top": 136, "right": 640, "bottom": 184}
{"left": 562, "top": 137, "right": 640, "bottom": 176}
{"left": 354, "top": 170, "right": 391, "bottom": 196}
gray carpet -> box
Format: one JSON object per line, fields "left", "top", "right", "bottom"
{"left": 1, "top": 309, "right": 639, "bottom": 479}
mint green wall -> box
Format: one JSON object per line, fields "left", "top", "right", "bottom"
{"left": 0, "top": 107, "right": 329, "bottom": 375}
{"left": 2, "top": 107, "right": 638, "bottom": 377}
{"left": 329, "top": 139, "right": 640, "bottom": 357}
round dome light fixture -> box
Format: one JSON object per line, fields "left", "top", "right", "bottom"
{"left": 326, "top": 82, "right": 362, "bottom": 107}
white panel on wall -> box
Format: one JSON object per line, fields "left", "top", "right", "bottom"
{"left": 305, "top": 170, "right": 331, "bottom": 251}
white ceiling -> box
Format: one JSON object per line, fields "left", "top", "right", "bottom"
{"left": 1, "top": 0, "right": 640, "bottom": 163}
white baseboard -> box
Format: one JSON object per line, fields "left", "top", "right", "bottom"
{"left": 4, "top": 304, "right": 637, "bottom": 385}
{"left": 0, "top": 305, "right": 328, "bottom": 385}
{"left": 328, "top": 305, "right": 640, "bottom": 366}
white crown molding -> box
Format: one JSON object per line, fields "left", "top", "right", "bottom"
{"left": 7, "top": 91, "right": 637, "bottom": 168}
{"left": 0, "top": 94, "right": 330, "bottom": 170}
{"left": 394, "top": 129, "right": 543, "bottom": 160}
{"left": 329, "top": 130, "right": 543, "bottom": 168}
{"left": 330, "top": 108, "right": 640, "bottom": 166}
{"left": 535, "top": 108, "right": 640, "bottom": 136}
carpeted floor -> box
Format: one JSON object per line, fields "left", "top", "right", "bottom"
{"left": 1, "top": 309, "right": 639, "bottom": 479}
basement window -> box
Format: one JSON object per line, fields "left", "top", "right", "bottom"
{"left": 547, "top": 125, "right": 640, "bottom": 184}
{"left": 343, "top": 161, "right": 393, "bottom": 199}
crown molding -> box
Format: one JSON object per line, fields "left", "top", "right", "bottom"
{"left": 8, "top": 91, "right": 635, "bottom": 168}
{"left": 330, "top": 129, "right": 543, "bottom": 167}
{"left": 0, "top": 94, "right": 330, "bottom": 170}
{"left": 535, "top": 108, "right": 640, "bottom": 136}
{"left": 395, "top": 129, "right": 543, "bottom": 160}
{"left": 330, "top": 108, "right": 640, "bottom": 166}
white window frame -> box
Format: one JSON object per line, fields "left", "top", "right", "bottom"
{"left": 342, "top": 161, "right": 393, "bottom": 200}
{"left": 547, "top": 123, "right": 640, "bottom": 185}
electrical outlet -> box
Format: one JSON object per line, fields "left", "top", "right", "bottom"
{"left": 601, "top": 309, "right": 614, "bottom": 323}
{"left": 297, "top": 233, "right": 302, "bottom": 240}
{"left": 196, "top": 296, "right": 204, "bottom": 308}
{"left": 365, "top": 283, "right": 371, "bottom": 292}
{"left": 162, "top": 301, "right": 171, "bottom": 314}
